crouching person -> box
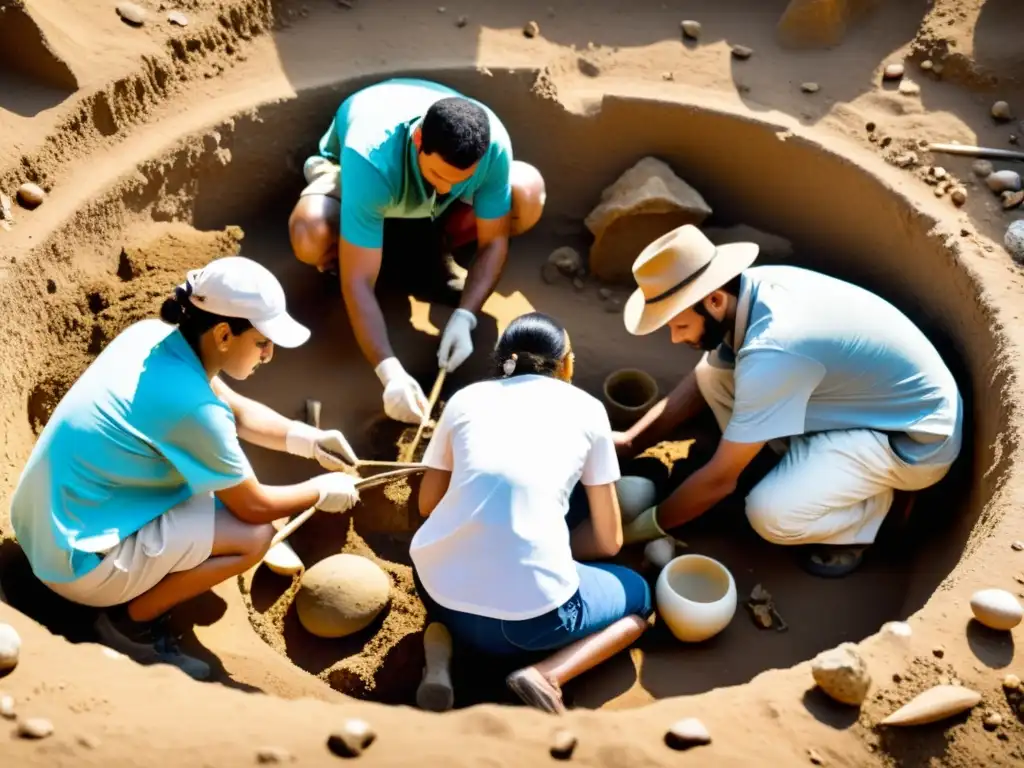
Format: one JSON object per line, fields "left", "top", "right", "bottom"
{"left": 11, "top": 257, "right": 363, "bottom": 680}
{"left": 410, "top": 312, "right": 653, "bottom": 714}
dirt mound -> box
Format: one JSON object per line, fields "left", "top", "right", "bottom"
{"left": 0, "top": 0, "right": 78, "bottom": 92}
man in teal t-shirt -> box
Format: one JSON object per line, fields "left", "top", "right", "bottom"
{"left": 288, "top": 78, "right": 547, "bottom": 425}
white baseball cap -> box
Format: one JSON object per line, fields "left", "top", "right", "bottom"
{"left": 183, "top": 256, "right": 310, "bottom": 348}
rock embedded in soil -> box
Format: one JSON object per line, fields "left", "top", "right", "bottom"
{"left": 991, "top": 101, "right": 1013, "bottom": 122}
{"left": 584, "top": 156, "right": 711, "bottom": 283}
{"left": 986, "top": 170, "right": 1022, "bottom": 194}
{"left": 17, "top": 718, "right": 54, "bottom": 739}
{"left": 881, "top": 685, "right": 981, "bottom": 726}
{"left": 327, "top": 718, "right": 376, "bottom": 757}
{"left": 549, "top": 728, "right": 577, "bottom": 760}
{"left": 16, "top": 182, "right": 45, "bottom": 209}
{"left": 167, "top": 11, "right": 189, "bottom": 26}
{"left": 0, "top": 622, "right": 21, "bottom": 671}
{"left": 665, "top": 718, "right": 711, "bottom": 750}
{"left": 256, "top": 746, "right": 295, "bottom": 763}
{"left": 811, "top": 643, "right": 871, "bottom": 705}
{"left": 1013, "top": 540, "right": 1024, "bottom": 551}
{"left": 883, "top": 63, "right": 905, "bottom": 80}
{"left": 951, "top": 188, "right": 967, "bottom": 206}
{"left": 973, "top": 160, "right": 995, "bottom": 178}
{"left": 808, "top": 748, "right": 825, "bottom": 766}
{"left": 680, "top": 20, "right": 702, "bottom": 40}
{"left": 295, "top": 554, "right": 392, "bottom": 639}
{"left": 970, "top": 588, "right": 1023, "bottom": 630}
{"left": 523, "top": 20, "right": 539, "bottom": 38}
{"left": 897, "top": 79, "right": 920, "bottom": 96}
{"left": 983, "top": 712, "right": 1003, "bottom": 730}
{"left": 116, "top": 2, "right": 147, "bottom": 25}
{"left": 547, "top": 246, "right": 582, "bottom": 277}
{"left": 731, "top": 45, "right": 753, "bottom": 60}
{"left": 1003, "top": 674, "right": 1021, "bottom": 691}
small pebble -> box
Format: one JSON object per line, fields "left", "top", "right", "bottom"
{"left": 0, "top": 623, "right": 21, "bottom": 671}
{"left": 883, "top": 63, "right": 905, "bottom": 80}
{"left": 808, "top": 748, "right": 826, "bottom": 766}
{"left": 665, "top": 718, "right": 711, "bottom": 750}
{"left": 1003, "top": 674, "right": 1021, "bottom": 691}
{"left": 973, "top": 160, "right": 995, "bottom": 177}
{"left": 549, "top": 728, "right": 577, "bottom": 760}
{"left": 598, "top": 287, "right": 613, "bottom": 300}
{"left": 898, "top": 79, "right": 921, "bottom": 96}
{"left": 1005, "top": 221, "right": 1024, "bottom": 264}
{"left": 0, "top": 693, "right": 14, "bottom": 719}
{"left": 731, "top": 45, "right": 753, "bottom": 60}
{"left": 983, "top": 712, "right": 1003, "bottom": 731}
{"left": 992, "top": 101, "right": 1013, "bottom": 121}
{"left": 1013, "top": 540, "right": 1024, "bottom": 551}
{"left": 920, "top": 60, "right": 933, "bottom": 71}
{"left": 327, "top": 719, "right": 376, "bottom": 758}
{"left": 895, "top": 152, "right": 918, "bottom": 168}
{"left": 932, "top": 646, "right": 945, "bottom": 659}
{"left": 892, "top": 673, "right": 902, "bottom": 683}
{"left": 167, "top": 10, "right": 188, "bottom": 26}
{"left": 866, "top": 121, "right": 876, "bottom": 132}
{"left": 456, "top": 16, "right": 467, "bottom": 27}
{"left": 931, "top": 166, "right": 947, "bottom": 179}
{"left": 256, "top": 746, "right": 295, "bottom": 764}
{"left": 77, "top": 734, "right": 101, "bottom": 749}
{"left": 681, "top": 20, "right": 702, "bottom": 40}
{"left": 523, "top": 20, "right": 539, "bottom": 38}
{"left": 17, "top": 718, "right": 54, "bottom": 740}
{"left": 16, "top": 182, "right": 45, "bottom": 209}
{"left": 116, "top": 2, "right": 147, "bottom": 25}
{"left": 662, "top": 72, "right": 674, "bottom": 81}
{"left": 437, "top": 6, "right": 446, "bottom": 12}
{"left": 572, "top": 277, "right": 585, "bottom": 292}
{"left": 1011, "top": 135, "right": 1018, "bottom": 145}
{"left": 951, "top": 187, "right": 967, "bottom": 206}
{"left": 1003, "top": 190, "right": 1024, "bottom": 210}
{"left": 987, "top": 170, "right": 1023, "bottom": 193}
{"left": 801, "top": 82, "right": 820, "bottom": 94}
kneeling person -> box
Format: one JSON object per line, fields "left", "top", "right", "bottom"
{"left": 11, "top": 257, "right": 364, "bottom": 678}
{"left": 615, "top": 225, "right": 963, "bottom": 577}
{"left": 289, "top": 77, "right": 546, "bottom": 425}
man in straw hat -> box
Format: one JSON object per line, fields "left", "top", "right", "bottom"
{"left": 613, "top": 225, "right": 963, "bottom": 577}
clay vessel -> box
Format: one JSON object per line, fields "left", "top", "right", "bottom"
{"left": 656, "top": 554, "right": 737, "bottom": 642}
{"left": 881, "top": 685, "right": 981, "bottom": 726}
{"left": 603, "top": 368, "right": 659, "bottom": 430}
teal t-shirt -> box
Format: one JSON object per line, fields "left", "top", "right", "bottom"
{"left": 713, "top": 266, "right": 963, "bottom": 467}
{"left": 317, "top": 77, "right": 514, "bottom": 249}
{"left": 10, "top": 319, "right": 252, "bottom": 584}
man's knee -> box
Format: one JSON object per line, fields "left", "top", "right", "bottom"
{"left": 240, "top": 523, "right": 275, "bottom": 565}
{"left": 509, "top": 161, "right": 546, "bottom": 237}
{"left": 289, "top": 202, "right": 336, "bottom": 267}
{"left": 744, "top": 487, "right": 804, "bottom": 545}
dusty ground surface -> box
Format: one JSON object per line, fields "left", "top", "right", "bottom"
{"left": 2, "top": 0, "right": 1024, "bottom": 766}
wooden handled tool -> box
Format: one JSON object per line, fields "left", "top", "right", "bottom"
{"left": 927, "top": 143, "right": 1024, "bottom": 162}
{"left": 268, "top": 465, "right": 426, "bottom": 549}
{"left": 400, "top": 368, "right": 446, "bottom": 463}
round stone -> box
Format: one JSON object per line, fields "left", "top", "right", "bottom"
{"left": 1004, "top": 221, "right": 1024, "bottom": 265}
{"left": 16, "top": 182, "right": 45, "bottom": 209}
{"left": 0, "top": 623, "right": 21, "bottom": 672}
{"left": 992, "top": 101, "right": 1013, "bottom": 121}
{"left": 970, "top": 588, "right": 1023, "bottom": 631}
{"left": 295, "top": 554, "right": 391, "bottom": 638}
{"left": 327, "top": 718, "right": 376, "bottom": 757}
{"left": 116, "top": 2, "right": 147, "bottom": 25}
{"left": 17, "top": 718, "right": 53, "bottom": 740}
{"left": 681, "top": 20, "right": 702, "bottom": 40}
{"left": 1003, "top": 674, "right": 1021, "bottom": 691}
{"left": 549, "top": 728, "right": 578, "bottom": 760}
{"left": 665, "top": 718, "right": 711, "bottom": 750}
{"left": 883, "top": 63, "right": 905, "bottom": 80}
{"left": 986, "top": 170, "right": 1022, "bottom": 194}
{"left": 811, "top": 643, "right": 872, "bottom": 705}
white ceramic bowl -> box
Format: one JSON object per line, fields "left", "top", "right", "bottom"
{"left": 656, "top": 554, "right": 737, "bottom": 642}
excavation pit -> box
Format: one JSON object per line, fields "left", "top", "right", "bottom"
{"left": 0, "top": 68, "right": 1012, "bottom": 721}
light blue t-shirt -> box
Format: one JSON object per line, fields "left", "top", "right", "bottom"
{"left": 317, "top": 78, "right": 514, "bottom": 249}
{"left": 10, "top": 319, "right": 252, "bottom": 584}
{"left": 713, "top": 266, "right": 963, "bottom": 466}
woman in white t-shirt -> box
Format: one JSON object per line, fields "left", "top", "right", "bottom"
{"left": 410, "top": 312, "right": 654, "bottom": 714}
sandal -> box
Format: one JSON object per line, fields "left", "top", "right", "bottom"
{"left": 799, "top": 545, "right": 867, "bottom": 578}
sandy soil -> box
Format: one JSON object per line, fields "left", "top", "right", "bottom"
{"left": 2, "top": 1, "right": 1024, "bottom": 766}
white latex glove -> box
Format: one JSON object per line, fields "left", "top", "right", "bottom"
{"left": 285, "top": 421, "right": 358, "bottom": 469}
{"left": 310, "top": 472, "right": 360, "bottom": 513}
{"left": 375, "top": 357, "right": 428, "bottom": 425}
{"left": 437, "top": 308, "right": 478, "bottom": 373}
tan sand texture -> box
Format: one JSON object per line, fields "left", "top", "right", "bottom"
{"left": 1, "top": 1, "right": 1023, "bottom": 766}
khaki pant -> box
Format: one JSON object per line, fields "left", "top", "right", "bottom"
{"left": 45, "top": 493, "right": 217, "bottom": 608}
{"left": 694, "top": 354, "right": 953, "bottom": 546}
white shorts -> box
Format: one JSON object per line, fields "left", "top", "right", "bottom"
{"left": 45, "top": 493, "right": 217, "bottom": 608}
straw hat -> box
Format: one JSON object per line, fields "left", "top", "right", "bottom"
{"left": 623, "top": 225, "right": 759, "bottom": 336}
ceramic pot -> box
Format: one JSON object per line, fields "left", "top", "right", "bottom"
{"left": 656, "top": 554, "right": 737, "bottom": 642}
{"left": 603, "top": 368, "right": 659, "bottom": 430}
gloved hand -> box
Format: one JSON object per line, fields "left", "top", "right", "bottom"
{"left": 310, "top": 472, "right": 360, "bottom": 513}
{"left": 286, "top": 421, "right": 358, "bottom": 469}
{"left": 437, "top": 308, "right": 477, "bottom": 373}
{"left": 375, "top": 357, "right": 428, "bottom": 424}
{"left": 622, "top": 506, "right": 667, "bottom": 545}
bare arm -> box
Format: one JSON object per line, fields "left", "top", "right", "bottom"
{"left": 616, "top": 370, "right": 708, "bottom": 460}
{"left": 215, "top": 475, "right": 322, "bottom": 526}
{"left": 340, "top": 237, "right": 394, "bottom": 368}
{"left": 458, "top": 214, "right": 510, "bottom": 314}
{"left": 570, "top": 482, "right": 624, "bottom": 561}
{"left": 210, "top": 376, "right": 293, "bottom": 453}
{"left": 418, "top": 468, "right": 452, "bottom": 518}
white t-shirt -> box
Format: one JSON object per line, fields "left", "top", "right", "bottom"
{"left": 409, "top": 374, "right": 621, "bottom": 621}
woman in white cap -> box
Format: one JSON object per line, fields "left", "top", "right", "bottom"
{"left": 11, "top": 256, "right": 361, "bottom": 680}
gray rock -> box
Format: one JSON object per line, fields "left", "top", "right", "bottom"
{"left": 681, "top": 20, "right": 702, "bottom": 40}
{"left": 801, "top": 82, "right": 820, "bottom": 94}
{"left": 0, "top": 623, "right": 20, "bottom": 672}
{"left": 811, "top": 643, "right": 871, "bottom": 705}
{"left": 731, "top": 45, "right": 753, "bottom": 60}
{"left": 547, "top": 246, "right": 582, "bottom": 277}
{"left": 986, "top": 170, "right": 1022, "bottom": 194}
{"left": 665, "top": 718, "right": 711, "bottom": 750}
{"left": 992, "top": 101, "right": 1013, "bottom": 121}
{"left": 1005, "top": 220, "right": 1024, "bottom": 265}
{"left": 973, "top": 160, "right": 995, "bottom": 178}
{"left": 116, "top": 2, "right": 147, "bottom": 25}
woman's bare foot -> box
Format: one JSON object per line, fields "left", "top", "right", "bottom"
{"left": 505, "top": 667, "right": 566, "bottom": 714}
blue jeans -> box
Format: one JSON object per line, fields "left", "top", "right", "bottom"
{"left": 413, "top": 483, "right": 654, "bottom": 656}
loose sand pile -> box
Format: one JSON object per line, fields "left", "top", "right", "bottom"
{"left": 1, "top": 1, "right": 1023, "bottom": 766}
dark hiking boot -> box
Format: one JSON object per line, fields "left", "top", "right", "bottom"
{"left": 94, "top": 609, "right": 211, "bottom": 681}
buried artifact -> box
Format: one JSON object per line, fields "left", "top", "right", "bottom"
{"left": 295, "top": 553, "right": 393, "bottom": 639}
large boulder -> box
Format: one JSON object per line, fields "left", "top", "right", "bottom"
{"left": 585, "top": 157, "right": 712, "bottom": 284}
{"left": 296, "top": 554, "right": 392, "bottom": 639}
